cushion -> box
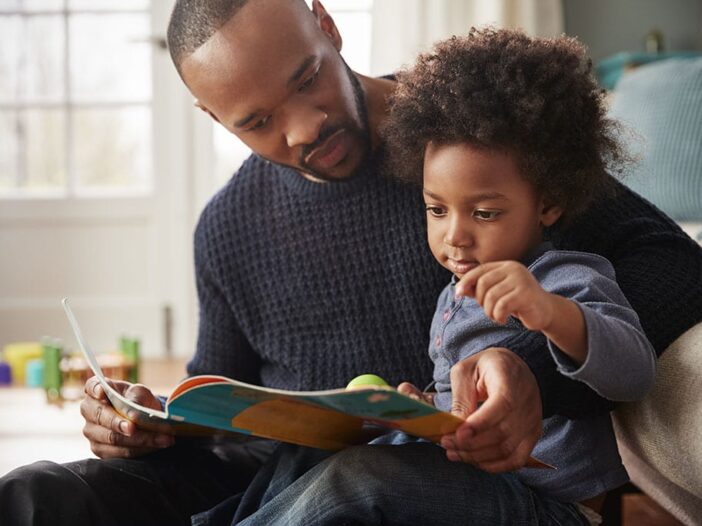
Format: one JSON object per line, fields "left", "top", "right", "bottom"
{"left": 613, "top": 321, "right": 702, "bottom": 524}
{"left": 608, "top": 58, "right": 702, "bottom": 222}
{"left": 596, "top": 51, "right": 702, "bottom": 90}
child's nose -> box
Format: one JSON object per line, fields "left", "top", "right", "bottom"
{"left": 444, "top": 217, "right": 472, "bottom": 248}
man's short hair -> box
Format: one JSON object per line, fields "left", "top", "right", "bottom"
{"left": 167, "top": 0, "right": 251, "bottom": 77}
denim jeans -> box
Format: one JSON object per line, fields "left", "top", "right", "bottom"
{"left": 226, "top": 432, "right": 590, "bottom": 526}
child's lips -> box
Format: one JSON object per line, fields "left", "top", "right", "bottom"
{"left": 448, "top": 259, "right": 478, "bottom": 274}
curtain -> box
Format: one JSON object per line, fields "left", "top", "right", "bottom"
{"left": 370, "top": 0, "right": 564, "bottom": 75}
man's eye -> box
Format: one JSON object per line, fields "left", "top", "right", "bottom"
{"left": 473, "top": 209, "right": 500, "bottom": 221}
{"left": 425, "top": 206, "right": 446, "bottom": 217}
{"left": 299, "top": 70, "right": 319, "bottom": 92}
{"left": 249, "top": 116, "right": 271, "bottom": 131}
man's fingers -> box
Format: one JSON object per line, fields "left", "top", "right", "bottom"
{"left": 441, "top": 348, "right": 543, "bottom": 472}
{"left": 80, "top": 396, "right": 129, "bottom": 433}
{"left": 123, "top": 383, "right": 162, "bottom": 411}
{"left": 466, "top": 439, "right": 535, "bottom": 473}
{"left": 444, "top": 434, "right": 518, "bottom": 463}
{"left": 81, "top": 395, "right": 173, "bottom": 446}
{"left": 98, "top": 401, "right": 128, "bottom": 435}
{"left": 84, "top": 376, "right": 107, "bottom": 400}
{"left": 79, "top": 375, "right": 174, "bottom": 460}
{"left": 83, "top": 419, "right": 173, "bottom": 458}
{"left": 448, "top": 416, "right": 511, "bottom": 451}
{"left": 87, "top": 434, "right": 157, "bottom": 460}
{"left": 398, "top": 382, "right": 435, "bottom": 405}
{"left": 448, "top": 360, "right": 479, "bottom": 420}
{"left": 442, "top": 434, "right": 532, "bottom": 473}
{"left": 461, "top": 387, "right": 511, "bottom": 436}
{"left": 397, "top": 382, "right": 422, "bottom": 398}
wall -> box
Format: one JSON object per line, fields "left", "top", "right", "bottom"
{"left": 564, "top": 0, "right": 702, "bottom": 62}
{"left": 0, "top": 1, "right": 196, "bottom": 359}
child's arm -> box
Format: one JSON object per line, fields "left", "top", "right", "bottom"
{"left": 535, "top": 294, "right": 589, "bottom": 364}
{"left": 457, "top": 261, "right": 589, "bottom": 364}
{"left": 457, "top": 253, "right": 657, "bottom": 401}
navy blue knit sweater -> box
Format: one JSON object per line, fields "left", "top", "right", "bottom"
{"left": 190, "top": 152, "right": 702, "bottom": 418}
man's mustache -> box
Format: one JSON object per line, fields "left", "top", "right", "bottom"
{"left": 300, "top": 125, "right": 341, "bottom": 162}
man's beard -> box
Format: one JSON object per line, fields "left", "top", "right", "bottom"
{"left": 264, "top": 60, "right": 372, "bottom": 182}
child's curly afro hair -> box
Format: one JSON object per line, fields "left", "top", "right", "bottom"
{"left": 382, "top": 27, "right": 628, "bottom": 224}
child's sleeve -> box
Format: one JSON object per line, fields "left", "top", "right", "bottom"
{"left": 533, "top": 251, "right": 657, "bottom": 401}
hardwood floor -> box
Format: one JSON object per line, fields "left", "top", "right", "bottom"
{"left": 622, "top": 494, "right": 684, "bottom": 526}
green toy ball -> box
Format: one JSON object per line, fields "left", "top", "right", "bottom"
{"left": 346, "top": 374, "right": 389, "bottom": 390}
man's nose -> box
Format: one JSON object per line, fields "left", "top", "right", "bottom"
{"left": 283, "top": 105, "right": 328, "bottom": 148}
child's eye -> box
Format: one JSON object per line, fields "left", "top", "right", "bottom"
{"left": 473, "top": 209, "right": 500, "bottom": 221}
{"left": 425, "top": 205, "right": 447, "bottom": 217}
{"left": 248, "top": 115, "right": 271, "bottom": 132}
{"left": 299, "top": 69, "right": 320, "bottom": 92}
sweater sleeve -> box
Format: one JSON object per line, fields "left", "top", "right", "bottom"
{"left": 494, "top": 328, "right": 615, "bottom": 418}
{"left": 188, "top": 206, "right": 262, "bottom": 384}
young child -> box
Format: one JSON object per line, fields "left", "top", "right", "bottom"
{"left": 381, "top": 28, "right": 656, "bottom": 521}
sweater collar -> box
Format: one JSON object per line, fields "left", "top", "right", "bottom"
{"left": 275, "top": 147, "right": 387, "bottom": 199}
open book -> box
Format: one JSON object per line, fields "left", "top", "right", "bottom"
{"left": 63, "top": 298, "right": 550, "bottom": 467}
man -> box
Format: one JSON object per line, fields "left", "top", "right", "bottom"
{"left": 1, "top": 1, "right": 700, "bottom": 524}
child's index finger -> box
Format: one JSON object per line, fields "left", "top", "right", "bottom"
{"left": 455, "top": 263, "right": 490, "bottom": 297}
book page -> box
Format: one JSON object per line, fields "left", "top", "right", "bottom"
{"left": 62, "top": 298, "right": 170, "bottom": 426}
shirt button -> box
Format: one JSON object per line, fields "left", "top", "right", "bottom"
{"left": 443, "top": 310, "right": 450, "bottom": 321}
{"left": 435, "top": 336, "right": 442, "bottom": 347}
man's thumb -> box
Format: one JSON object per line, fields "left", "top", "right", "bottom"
{"left": 449, "top": 367, "right": 479, "bottom": 420}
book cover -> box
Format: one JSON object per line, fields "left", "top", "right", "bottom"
{"left": 62, "top": 298, "right": 551, "bottom": 468}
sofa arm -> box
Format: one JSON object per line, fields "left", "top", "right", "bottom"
{"left": 613, "top": 321, "right": 702, "bottom": 524}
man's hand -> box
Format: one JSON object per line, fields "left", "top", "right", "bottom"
{"left": 80, "top": 376, "right": 175, "bottom": 459}
{"left": 397, "top": 381, "right": 435, "bottom": 406}
{"left": 440, "top": 348, "right": 542, "bottom": 473}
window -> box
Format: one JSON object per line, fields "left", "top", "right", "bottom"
{"left": 0, "top": 0, "right": 153, "bottom": 198}
{"left": 211, "top": 0, "right": 373, "bottom": 186}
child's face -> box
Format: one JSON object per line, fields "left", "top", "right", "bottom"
{"left": 423, "top": 142, "right": 562, "bottom": 278}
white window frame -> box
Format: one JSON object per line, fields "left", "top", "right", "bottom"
{"left": 0, "top": 2, "right": 156, "bottom": 206}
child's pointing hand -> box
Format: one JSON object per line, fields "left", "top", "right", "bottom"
{"left": 455, "top": 261, "right": 555, "bottom": 331}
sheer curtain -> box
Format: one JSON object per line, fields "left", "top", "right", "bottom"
{"left": 369, "top": 0, "right": 564, "bottom": 75}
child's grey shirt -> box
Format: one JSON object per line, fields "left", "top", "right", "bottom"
{"left": 430, "top": 243, "right": 656, "bottom": 502}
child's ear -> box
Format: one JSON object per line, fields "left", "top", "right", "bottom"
{"left": 539, "top": 200, "right": 564, "bottom": 227}
{"left": 311, "top": 0, "right": 342, "bottom": 51}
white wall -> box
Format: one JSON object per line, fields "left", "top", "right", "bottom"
{"left": 0, "top": 1, "right": 198, "bottom": 359}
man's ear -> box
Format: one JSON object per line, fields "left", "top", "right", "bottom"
{"left": 311, "top": 0, "right": 342, "bottom": 51}
{"left": 194, "top": 100, "right": 220, "bottom": 124}
{"left": 539, "top": 200, "right": 564, "bottom": 227}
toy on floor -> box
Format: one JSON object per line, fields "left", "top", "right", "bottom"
{"left": 1, "top": 337, "right": 140, "bottom": 402}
